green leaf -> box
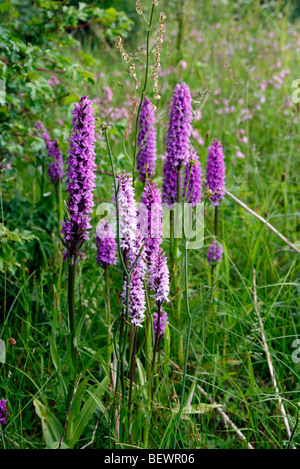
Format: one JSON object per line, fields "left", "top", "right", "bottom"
{"left": 49, "top": 337, "right": 60, "bottom": 372}
{"left": 64, "top": 94, "right": 78, "bottom": 105}
{"left": 47, "top": 441, "right": 70, "bottom": 449}
{"left": 172, "top": 403, "right": 222, "bottom": 415}
{"left": 74, "top": 313, "right": 86, "bottom": 348}
{"left": 136, "top": 356, "right": 147, "bottom": 389}
{"left": 86, "top": 390, "right": 107, "bottom": 417}
{"left": 33, "top": 399, "right": 63, "bottom": 447}
{"left": 67, "top": 375, "right": 109, "bottom": 447}
{"left": 104, "top": 7, "right": 117, "bottom": 21}
{"left": 65, "top": 376, "right": 90, "bottom": 445}
{"left": 80, "top": 345, "right": 109, "bottom": 374}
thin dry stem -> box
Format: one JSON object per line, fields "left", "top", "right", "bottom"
{"left": 80, "top": 420, "right": 99, "bottom": 449}
{"left": 226, "top": 190, "right": 300, "bottom": 254}
{"left": 253, "top": 268, "right": 294, "bottom": 446}
{"left": 168, "top": 357, "right": 254, "bottom": 449}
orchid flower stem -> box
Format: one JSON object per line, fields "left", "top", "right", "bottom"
{"left": 173, "top": 168, "right": 183, "bottom": 365}
{"left": 215, "top": 205, "right": 218, "bottom": 238}
{"left": 67, "top": 261, "right": 77, "bottom": 404}
{"left": 128, "top": 326, "right": 138, "bottom": 443}
{"left": 151, "top": 303, "right": 162, "bottom": 400}
{"left": 54, "top": 179, "right": 64, "bottom": 334}
{"left": 104, "top": 266, "right": 112, "bottom": 367}
{"left": 174, "top": 239, "right": 192, "bottom": 448}
{"left": 57, "top": 178, "right": 64, "bottom": 235}
{"left": 170, "top": 210, "right": 174, "bottom": 265}
{"left": 144, "top": 286, "right": 153, "bottom": 393}
{"left": 118, "top": 273, "right": 130, "bottom": 444}
{"left": 104, "top": 128, "right": 146, "bottom": 443}
{"left": 104, "top": 128, "right": 128, "bottom": 443}
{"left": 143, "top": 286, "right": 153, "bottom": 448}
{"left": 210, "top": 205, "right": 219, "bottom": 305}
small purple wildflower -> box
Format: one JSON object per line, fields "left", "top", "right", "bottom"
{"left": 112, "top": 171, "right": 138, "bottom": 253}
{"left": 47, "top": 140, "right": 64, "bottom": 183}
{"left": 162, "top": 159, "right": 179, "bottom": 206}
{"left": 121, "top": 268, "right": 146, "bottom": 327}
{"left": 112, "top": 172, "right": 147, "bottom": 327}
{"left": 148, "top": 246, "right": 169, "bottom": 305}
{"left": 34, "top": 121, "right": 64, "bottom": 183}
{"left": 0, "top": 398, "right": 7, "bottom": 427}
{"left": 121, "top": 236, "right": 147, "bottom": 328}
{"left": 96, "top": 220, "right": 117, "bottom": 268}
{"left": 162, "top": 83, "right": 193, "bottom": 205}
{"left": 139, "top": 182, "right": 162, "bottom": 259}
{"left": 34, "top": 120, "right": 51, "bottom": 145}
{"left": 153, "top": 309, "right": 169, "bottom": 340}
{"left": 136, "top": 97, "right": 157, "bottom": 181}
{"left": 206, "top": 139, "right": 226, "bottom": 206}
{"left": 127, "top": 233, "right": 147, "bottom": 275}
{"left": 182, "top": 148, "right": 202, "bottom": 206}
{"left": 48, "top": 74, "right": 60, "bottom": 87}
{"left": 103, "top": 86, "right": 113, "bottom": 103}
{"left": 61, "top": 96, "right": 96, "bottom": 263}
{"left": 207, "top": 240, "right": 223, "bottom": 265}
{"left": 165, "top": 83, "right": 193, "bottom": 169}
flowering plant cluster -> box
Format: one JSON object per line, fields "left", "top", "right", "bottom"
{"left": 207, "top": 240, "right": 223, "bottom": 265}
{"left": 205, "top": 138, "right": 226, "bottom": 206}
{"left": 136, "top": 97, "right": 157, "bottom": 182}
{"left": 35, "top": 120, "right": 64, "bottom": 183}
{"left": 61, "top": 96, "right": 96, "bottom": 264}
{"left": 0, "top": 398, "right": 7, "bottom": 427}
{"left": 96, "top": 220, "right": 117, "bottom": 269}
{"left": 109, "top": 166, "right": 170, "bottom": 336}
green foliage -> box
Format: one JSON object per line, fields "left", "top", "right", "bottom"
{"left": 0, "top": 0, "right": 132, "bottom": 165}
{"left": 0, "top": 222, "right": 36, "bottom": 274}
{"left": 34, "top": 375, "right": 109, "bottom": 448}
{"left": 33, "top": 399, "right": 65, "bottom": 448}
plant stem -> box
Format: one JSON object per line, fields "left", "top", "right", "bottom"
{"left": 143, "top": 286, "right": 153, "bottom": 448}
{"left": 173, "top": 168, "right": 183, "bottom": 364}
{"left": 170, "top": 210, "right": 174, "bottom": 265}
{"left": 54, "top": 179, "right": 64, "bottom": 334}
{"left": 132, "top": 3, "right": 156, "bottom": 183}
{"left": 214, "top": 205, "right": 218, "bottom": 238}
{"left": 152, "top": 303, "right": 161, "bottom": 398}
{"left": 104, "top": 128, "right": 145, "bottom": 443}
{"left": 174, "top": 239, "right": 192, "bottom": 448}
{"left": 253, "top": 268, "right": 293, "bottom": 444}
{"left": 67, "top": 262, "right": 77, "bottom": 401}
{"left": 104, "top": 266, "right": 112, "bottom": 368}
{"left": 176, "top": 0, "right": 186, "bottom": 62}
{"left": 105, "top": 128, "right": 130, "bottom": 444}
{"left": 104, "top": 130, "right": 129, "bottom": 277}
{"left": 225, "top": 189, "right": 300, "bottom": 254}
{"left": 210, "top": 204, "right": 218, "bottom": 306}
{"left": 128, "top": 326, "right": 138, "bottom": 442}
{"left": 57, "top": 178, "right": 64, "bottom": 233}
{"left": 144, "top": 286, "right": 153, "bottom": 393}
